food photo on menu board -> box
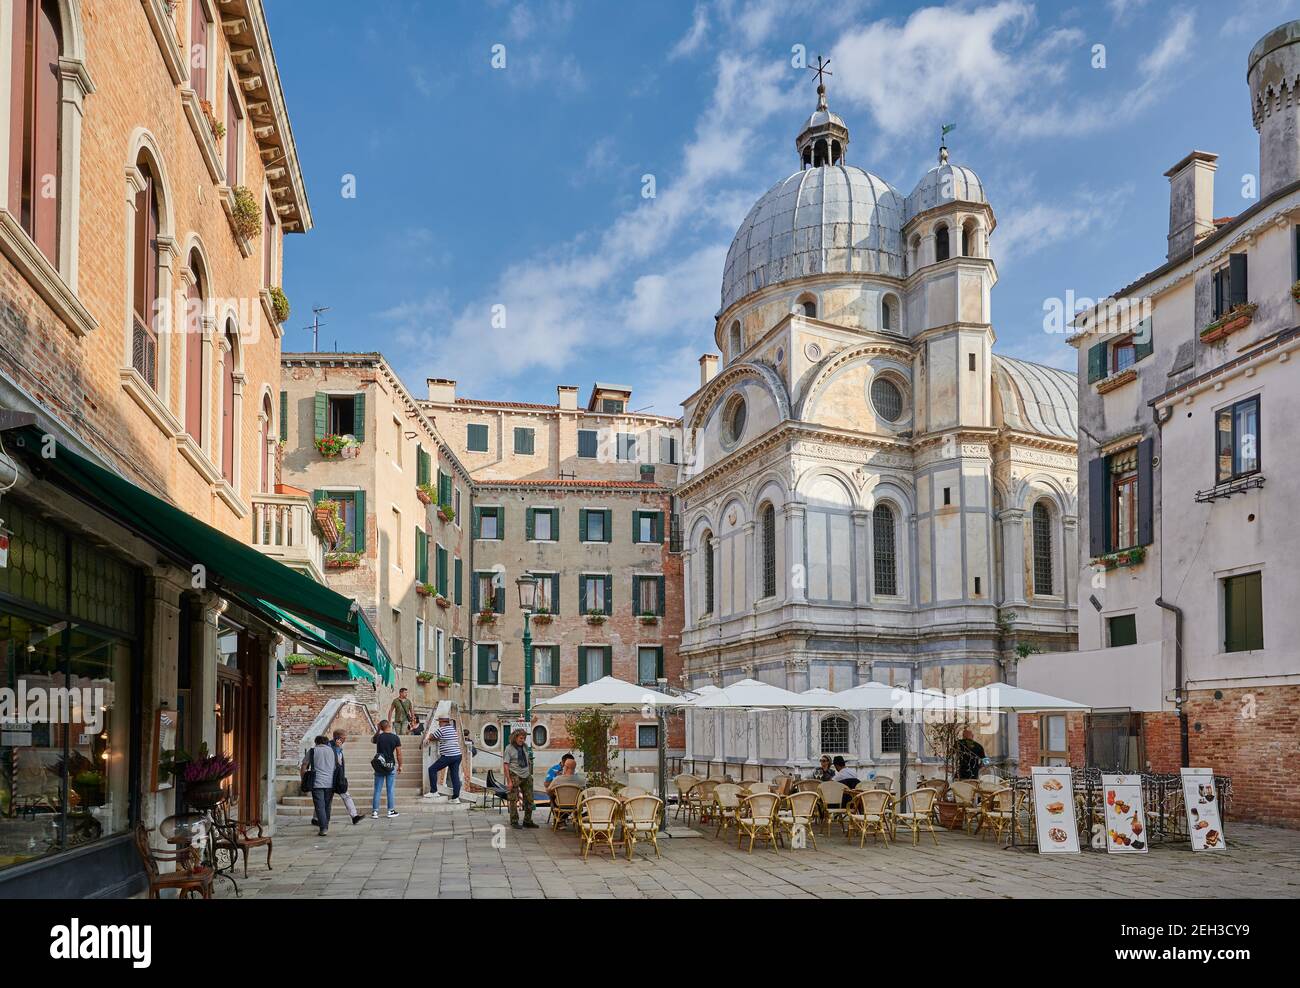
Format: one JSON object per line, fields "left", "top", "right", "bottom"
{"left": 1029, "top": 766, "right": 1080, "bottom": 853}
{"left": 1101, "top": 774, "right": 1147, "bottom": 853}
{"left": 1181, "top": 767, "right": 1227, "bottom": 851}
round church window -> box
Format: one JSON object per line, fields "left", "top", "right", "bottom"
{"left": 871, "top": 377, "right": 904, "bottom": 423}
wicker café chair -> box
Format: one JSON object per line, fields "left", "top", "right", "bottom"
{"left": 712, "top": 783, "right": 744, "bottom": 838}
{"left": 778, "top": 790, "right": 822, "bottom": 850}
{"left": 620, "top": 786, "right": 650, "bottom": 799}
{"left": 948, "top": 780, "right": 981, "bottom": 833}
{"left": 895, "top": 788, "right": 942, "bottom": 846}
{"left": 688, "top": 779, "right": 719, "bottom": 824}
{"left": 578, "top": 793, "right": 622, "bottom": 861}
{"left": 623, "top": 794, "right": 664, "bottom": 860}
{"left": 795, "top": 779, "right": 823, "bottom": 794}
{"left": 819, "top": 781, "right": 850, "bottom": 835}
{"left": 871, "top": 775, "right": 895, "bottom": 793}
{"left": 549, "top": 782, "right": 583, "bottom": 831}
{"left": 919, "top": 778, "right": 949, "bottom": 800}
{"left": 736, "top": 791, "right": 781, "bottom": 853}
{"left": 980, "top": 787, "right": 1019, "bottom": 844}
{"left": 673, "top": 774, "right": 700, "bottom": 821}
{"left": 845, "top": 789, "right": 892, "bottom": 848}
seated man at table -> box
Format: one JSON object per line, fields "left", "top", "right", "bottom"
{"left": 830, "top": 757, "right": 860, "bottom": 805}
{"left": 544, "top": 752, "right": 586, "bottom": 791}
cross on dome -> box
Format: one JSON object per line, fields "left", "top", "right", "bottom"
{"left": 796, "top": 55, "right": 849, "bottom": 168}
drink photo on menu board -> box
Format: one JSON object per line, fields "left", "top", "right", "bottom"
{"left": 1101, "top": 774, "right": 1148, "bottom": 854}
{"left": 1181, "top": 767, "right": 1227, "bottom": 851}
{"left": 1030, "top": 766, "right": 1080, "bottom": 854}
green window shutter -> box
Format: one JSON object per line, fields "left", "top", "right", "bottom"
{"left": 654, "top": 646, "right": 664, "bottom": 680}
{"left": 632, "top": 511, "right": 640, "bottom": 542}
{"left": 577, "top": 574, "right": 584, "bottom": 613}
{"left": 656, "top": 575, "right": 665, "bottom": 616}
{"left": 416, "top": 527, "right": 428, "bottom": 583}
{"left": 1133, "top": 318, "right": 1154, "bottom": 362}
{"left": 353, "top": 490, "right": 366, "bottom": 550}
{"left": 437, "top": 545, "right": 448, "bottom": 595}
{"left": 602, "top": 646, "right": 613, "bottom": 678}
{"left": 654, "top": 511, "right": 665, "bottom": 543}
{"left": 578, "top": 648, "right": 589, "bottom": 686}
{"left": 632, "top": 576, "right": 641, "bottom": 613}
{"left": 495, "top": 580, "right": 505, "bottom": 615}
{"left": 551, "top": 573, "right": 560, "bottom": 616}
{"left": 603, "top": 509, "right": 612, "bottom": 543}
{"left": 604, "top": 576, "right": 612, "bottom": 616}
{"left": 313, "top": 392, "right": 327, "bottom": 440}
{"left": 550, "top": 508, "right": 559, "bottom": 540}
{"left": 452, "top": 639, "right": 463, "bottom": 683}
{"left": 472, "top": 507, "right": 481, "bottom": 538}
{"left": 352, "top": 391, "right": 366, "bottom": 441}
{"left": 471, "top": 573, "right": 480, "bottom": 614}
{"left": 311, "top": 488, "right": 325, "bottom": 504}
{"left": 526, "top": 507, "right": 535, "bottom": 540}
{"left": 454, "top": 557, "right": 463, "bottom": 605}
{"left": 477, "top": 644, "right": 492, "bottom": 685}
{"left": 1087, "top": 341, "right": 1107, "bottom": 383}
{"left": 279, "top": 390, "right": 288, "bottom": 442}
{"left": 578, "top": 509, "right": 588, "bottom": 541}
{"left": 438, "top": 471, "right": 452, "bottom": 506}
{"left": 496, "top": 507, "right": 504, "bottom": 540}
{"left": 416, "top": 446, "right": 430, "bottom": 486}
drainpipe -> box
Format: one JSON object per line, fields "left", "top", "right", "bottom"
{"left": 466, "top": 483, "right": 476, "bottom": 718}
{"left": 1151, "top": 404, "right": 1188, "bottom": 768}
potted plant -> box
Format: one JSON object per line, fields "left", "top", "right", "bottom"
{"left": 531, "top": 607, "right": 553, "bottom": 625}
{"left": 925, "top": 720, "right": 968, "bottom": 829}
{"left": 437, "top": 502, "right": 456, "bottom": 524}
{"left": 585, "top": 608, "right": 607, "bottom": 626}
{"left": 182, "top": 745, "right": 236, "bottom": 810}
{"left": 312, "top": 499, "right": 342, "bottom": 545}
{"left": 416, "top": 672, "right": 434, "bottom": 685}
{"left": 436, "top": 675, "right": 453, "bottom": 688}
{"left": 638, "top": 611, "right": 659, "bottom": 625}
{"left": 434, "top": 593, "right": 450, "bottom": 609}
{"left": 1199, "top": 302, "right": 1257, "bottom": 344}
{"left": 1292, "top": 280, "right": 1300, "bottom": 303}
{"left": 416, "top": 482, "right": 436, "bottom": 505}
{"left": 230, "top": 184, "right": 262, "bottom": 241}
{"left": 267, "top": 285, "right": 290, "bottom": 324}
{"left": 315, "top": 434, "right": 355, "bottom": 459}
{"left": 1091, "top": 545, "right": 1146, "bottom": 571}
{"left": 477, "top": 606, "right": 496, "bottom": 624}
{"left": 416, "top": 582, "right": 436, "bottom": 598}
{"left": 286, "top": 653, "right": 312, "bottom": 674}
{"left": 199, "top": 98, "right": 225, "bottom": 139}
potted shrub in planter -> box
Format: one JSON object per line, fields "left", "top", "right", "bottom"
{"left": 436, "top": 675, "right": 453, "bottom": 688}
{"left": 531, "top": 607, "right": 553, "bottom": 625}
{"left": 585, "top": 608, "right": 607, "bottom": 626}
{"left": 1091, "top": 546, "right": 1146, "bottom": 571}
{"left": 286, "top": 653, "right": 312, "bottom": 674}
{"left": 416, "top": 482, "right": 436, "bottom": 505}
{"left": 312, "top": 499, "right": 342, "bottom": 545}
{"left": 477, "top": 607, "right": 496, "bottom": 625}
{"left": 638, "top": 611, "right": 659, "bottom": 625}
{"left": 199, "top": 98, "right": 225, "bottom": 139}
{"left": 924, "top": 721, "right": 970, "bottom": 829}
{"left": 416, "top": 672, "right": 434, "bottom": 686}
{"left": 1292, "top": 280, "right": 1300, "bottom": 303}
{"left": 437, "top": 502, "right": 456, "bottom": 524}
{"left": 434, "top": 593, "right": 450, "bottom": 609}
{"left": 181, "top": 745, "right": 236, "bottom": 810}
{"left": 325, "top": 548, "right": 361, "bottom": 570}
{"left": 230, "top": 184, "right": 262, "bottom": 241}
{"left": 315, "top": 433, "right": 356, "bottom": 459}
{"left": 267, "top": 285, "right": 290, "bottom": 324}
{"left": 1199, "top": 302, "right": 1257, "bottom": 344}
{"left": 416, "top": 582, "right": 436, "bottom": 598}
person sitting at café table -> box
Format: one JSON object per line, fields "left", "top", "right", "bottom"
{"left": 544, "top": 752, "right": 586, "bottom": 790}
{"left": 812, "top": 755, "right": 835, "bottom": 781}
{"left": 830, "top": 757, "right": 860, "bottom": 805}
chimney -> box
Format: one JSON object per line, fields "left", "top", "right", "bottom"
{"left": 1164, "top": 151, "right": 1217, "bottom": 260}
{"left": 1249, "top": 20, "right": 1300, "bottom": 198}
{"left": 699, "top": 353, "right": 719, "bottom": 387}
{"left": 557, "top": 385, "right": 578, "bottom": 410}
{"left": 427, "top": 378, "right": 456, "bottom": 404}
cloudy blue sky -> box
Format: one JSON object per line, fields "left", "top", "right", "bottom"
{"left": 266, "top": 0, "right": 1296, "bottom": 415}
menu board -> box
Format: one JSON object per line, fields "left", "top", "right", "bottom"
{"left": 1030, "top": 766, "right": 1079, "bottom": 853}
{"left": 1101, "top": 774, "right": 1148, "bottom": 853}
{"left": 1181, "top": 767, "right": 1226, "bottom": 851}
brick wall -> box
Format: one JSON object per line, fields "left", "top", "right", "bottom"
{"left": 277, "top": 668, "right": 378, "bottom": 758}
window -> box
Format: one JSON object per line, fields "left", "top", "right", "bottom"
{"left": 184, "top": 252, "right": 207, "bottom": 441}
{"left": 260, "top": 392, "right": 274, "bottom": 493}
{"left": 1109, "top": 448, "right": 1139, "bottom": 552}
{"left": 8, "top": 0, "right": 63, "bottom": 265}
{"left": 635, "top": 575, "right": 663, "bottom": 616}
{"left": 451, "top": 637, "right": 464, "bottom": 682}
{"left": 454, "top": 557, "right": 463, "bottom": 605}
{"left": 473, "top": 572, "right": 504, "bottom": 615}
{"left": 513, "top": 427, "right": 535, "bottom": 455}
{"left": 580, "top": 509, "right": 610, "bottom": 543}
{"left": 454, "top": 486, "right": 461, "bottom": 522}
{"left": 942, "top": 487, "right": 951, "bottom": 506}
{"left": 580, "top": 645, "right": 611, "bottom": 684}
{"left": 616, "top": 433, "right": 637, "bottom": 461}
{"left": 390, "top": 608, "right": 402, "bottom": 664}
{"left": 534, "top": 573, "right": 557, "bottom": 614}
{"left": 263, "top": 194, "right": 276, "bottom": 287}
{"left": 415, "top": 618, "right": 425, "bottom": 672}
{"left": 872, "top": 504, "right": 897, "bottom": 596}
{"left": 801, "top": 299, "right": 817, "bottom": 318}
{"left": 1087, "top": 320, "right": 1153, "bottom": 383}
{"left": 582, "top": 574, "right": 609, "bottom": 614}
{"left": 391, "top": 507, "right": 402, "bottom": 569}
{"left": 1111, "top": 336, "right": 1136, "bottom": 374}
{"left": 327, "top": 394, "right": 356, "bottom": 436}
{"left": 316, "top": 490, "right": 364, "bottom": 550}
{"left": 880, "top": 717, "right": 904, "bottom": 754}
{"left": 637, "top": 724, "right": 659, "bottom": 749}
{"left": 532, "top": 645, "right": 557, "bottom": 685}
{"left": 968, "top": 352, "right": 976, "bottom": 372}
{"left": 870, "top": 377, "right": 903, "bottom": 422}
{"left": 435, "top": 544, "right": 448, "bottom": 596}
{"left": 760, "top": 503, "right": 776, "bottom": 598}
{"left": 881, "top": 297, "right": 894, "bottom": 332}
{"left": 702, "top": 531, "right": 715, "bottom": 614}
{"left": 820, "top": 715, "right": 849, "bottom": 754}
{"left": 729, "top": 321, "right": 742, "bottom": 360}
{"left": 1223, "top": 571, "right": 1263, "bottom": 652}
{"left": 577, "top": 429, "right": 599, "bottom": 458}
{"left": 475, "top": 506, "right": 502, "bottom": 540}
{"left": 961, "top": 221, "right": 973, "bottom": 257}
{"left": 722, "top": 395, "right": 747, "bottom": 446}
{"left": 1108, "top": 614, "right": 1137, "bottom": 647}
{"left": 638, "top": 646, "right": 663, "bottom": 686}
{"left": 934, "top": 224, "right": 950, "bottom": 262}
{"left": 533, "top": 725, "right": 549, "bottom": 748}
{"left": 224, "top": 78, "right": 243, "bottom": 182}
{"left": 1032, "top": 502, "right": 1054, "bottom": 595}
{"left": 659, "top": 433, "right": 678, "bottom": 464}
{"left": 477, "top": 643, "right": 499, "bottom": 685}
{"left": 414, "top": 525, "right": 428, "bottom": 583}
{"left": 633, "top": 510, "right": 662, "bottom": 544}
{"left": 1040, "top": 715, "right": 1068, "bottom": 765}
{"left": 1216, "top": 396, "right": 1260, "bottom": 483}
{"left": 436, "top": 627, "right": 446, "bottom": 676}
{"left": 528, "top": 507, "right": 557, "bottom": 541}
{"left": 601, "top": 398, "right": 625, "bottom": 414}
{"left": 466, "top": 423, "right": 489, "bottom": 452}
{"left": 131, "top": 156, "right": 162, "bottom": 388}
{"left": 482, "top": 724, "right": 499, "bottom": 747}
{"left": 189, "top": 0, "right": 212, "bottom": 100}
{"left": 391, "top": 416, "right": 403, "bottom": 468}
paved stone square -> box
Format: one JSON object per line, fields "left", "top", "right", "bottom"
{"left": 214, "top": 803, "right": 1300, "bottom": 899}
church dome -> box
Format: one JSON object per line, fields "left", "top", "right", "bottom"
{"left": 905, "top": 147, "right": 986, "bottom": 220}
{"left": 721, "top": 165, "right": 906, "bottom": 311}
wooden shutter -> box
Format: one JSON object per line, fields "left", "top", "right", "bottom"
{"left": 525, "top": 507, "right": 535, "bottom": 541}
{"left": 470, "top": 572, "right": 480, "bottom": 613}
{"left": 1087, "top": 342, "right": 1108, "bottom": 383}
{"left": 1137, "top": 438, "right": 1154, "bottom": 547}
{"left": 225, "top": 79, "right": 240, "bottom": 180}
{"left": 454, "top": 558, "right": 463, "bottom": 605}
{"left": 632, "top": 511, "right": 640, "bottom": 542}
{"left": 652, "top": 646, "right": 664, "bottom": 680}
{"left": 1088, "top": 457, "right": 1107, "bottom": 557}
{"left": 472, "top": 507, "right": 481, "bottom": 538}
{"left": 655, "top": 575, "right": 665, "bottom": 616}
{"left": 190, "top": 1, "right": 209, "bottom": 99}
{"left": 438, "top": 470, "right": 452, "bottom": 506}
{"left": 602, "top": 509, "right": 613, "bottom": 543}
{"left": 603, "top": 576, "right": 612, "bottom": 616}
{"left": 578, "top": 509, "right": 588, "bottom": 541}
{"left": 495, "top": 581, "right": 505, "bottom": 615}
{"left": 313, "top": 392, "right": 327, "bottom": 439}
{"left": 1228, "top": 253, "right": 1249, "bottom": 309}
{"left": 352, "top": 391, "right": 366, "bottom": 441}
{"left": 477, "top": 644, "right": 492, "bottom": 685}
{"left": 578, "top": 647, "right": 589, "bottom": 686}
{"left": 653, "top": 511, "right": 664, "bottom": 543}
{"left": 279, "top": 391, "right": 288, "bottom": 441}
{"left": 353, "top": 490, "right": 366, "bottom": 550}
{"left": 437, "top": 545, "right": 448, "bottom": 595}
{"left": 415, "top": 527, "right": 427, "bottom": 583}
{"left": 602, "top": 646, "right": 613, "bottom": 678}
{"left": 452, "top": 639, "right": 463, "bottom": 683}
{"left": 416, "top": 445, "right": 430, "bottom": 485}
{"left": 550, "top": 573, "right": 560, "bottom": 615}
{"left": 1133, "top": 318, "right": 1154, "bottom": 363}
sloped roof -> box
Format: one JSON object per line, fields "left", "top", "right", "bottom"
{"left": 992, "top": 355, "right": 1078, "bottom": 441}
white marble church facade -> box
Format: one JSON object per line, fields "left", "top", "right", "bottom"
{"left": 677, "top": 85, "right": 1080, "bottom": 781}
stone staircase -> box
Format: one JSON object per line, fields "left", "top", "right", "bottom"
{"left": 278, "top": 740, "right": 462, "bottom": 817}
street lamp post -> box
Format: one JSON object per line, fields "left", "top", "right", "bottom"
{"left": 516, "top": 573, "right": 540, "bottom": 760}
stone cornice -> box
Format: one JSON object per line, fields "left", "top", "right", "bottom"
{"left": 687, "top": 360, "right": 792, "bottom": 433}
{"left": 794, "top": 339, "right": 914, "bottom": 419}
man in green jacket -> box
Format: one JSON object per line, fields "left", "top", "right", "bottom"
{"left": 503, "top": 729, "right": 537, "bottom": 829}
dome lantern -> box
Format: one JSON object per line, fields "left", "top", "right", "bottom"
{"left": 796, "top": 56, "right": 850, "bottom": 168}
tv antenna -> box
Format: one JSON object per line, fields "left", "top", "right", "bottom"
{"left": 305, "top": 305, "right": 330, "bottom": 351}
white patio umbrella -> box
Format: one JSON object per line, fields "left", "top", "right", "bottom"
{"left": 535, "top": 676, "right": 681, "bottom": 831}
{"left": 938, "top": 683, "right": 1090, "bottom": 714}
{"left": 831, "top": 682, "right": 935, "bottom": 795}
{"left": 685, "top": 678, "right": 842, "bottom": 710}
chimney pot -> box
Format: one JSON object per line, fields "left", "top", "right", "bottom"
{"left": 557, "top": 386, "right": 579, "bottom": 411}
{"left": 1163, "top": 151, "right": 1217, "bottom": 261}
{"left": 699, "top": 354, "right": 719, "bottom": 387}
{"left": 427, "top": 378, "right": 456, "bottom": 403}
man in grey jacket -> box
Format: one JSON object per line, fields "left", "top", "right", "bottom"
{"left": 302, "top": 735, "right": 338, "bottom": 836}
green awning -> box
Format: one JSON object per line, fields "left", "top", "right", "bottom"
{"left": 13, "top": 427, "right": 385, "bottom": 675}
{"left": 16, "top": 426, "right": 358, "bottom": 635}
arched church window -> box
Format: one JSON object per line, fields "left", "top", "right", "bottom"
{"left": 935, "top": 224, "right": 950, "bottom": 262}
{"left": 729, "top": 321, "right": 742, "bottom": 361}
{"left": 760, "top": 502, "right": 776, "bottom": 599}
{"left": 797, "top": 294, "right": 817, "bottom": 319}
{"left": 723, "top": 394, "right": 747, "bottom": 446}
{"left": 880, "top": 717, "right": 904, "bottom": 753}
{"left": 873, "top": 503, "right": 898, "bottom": 596}
{"left": 830, "top": 140, "right": 842, "bottom": 165}
{"left": 870, "top": 377, "right": 903, "bottom": 423}
{"left": 1033, "top": 501, "right": 1054, "bottom": 596}
{"left": 820, "top": 716, "right": 849, "bottom": 754}
{"left": 881, "top": 296, "right": 895, "bottom": 332}
{"left": 132, "top": 154, "right": 162, "bottom": 390}
{"left": 962, "top": 218, "right": 978, "bottom": 257}
{"left": 702, "top": 530, "right": 715, "bottom": 615}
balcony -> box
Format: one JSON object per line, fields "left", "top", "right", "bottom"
{"left": 251, "top": 488, "right": 327, "bottom": 583}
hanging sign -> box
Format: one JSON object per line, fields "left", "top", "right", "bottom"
{"left": 1030, "top": 765, "right": 1080, "bottom": 853}
{"left": 1181, "top": 767, "right": 1226, "bottom": 850}
{"left": 0, "top": 528, "right": 9, "bottom": 569}
{"left": 1101, "top": 774, "right": 1148, "bottom": 853}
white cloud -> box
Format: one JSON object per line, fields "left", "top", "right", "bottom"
{"left": 992, "top": 185, "right": 1133, "bottom": 265}
{"left": 669, "top": 4, "right": 710, "bottom": 60}
{"left": 1107, "top": 0, "right": 1151, "bottom": 24}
